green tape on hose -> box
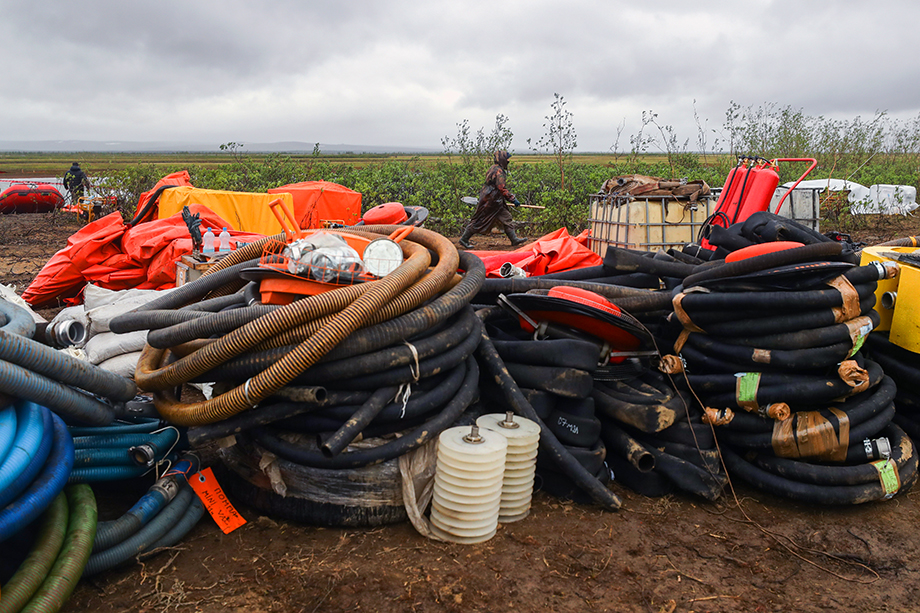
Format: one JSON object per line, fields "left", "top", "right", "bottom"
{"left": 735, "top": 372, "right": 761, "bottom": 405}
{"left": 871, "top": 458, "right": 900, "bottom": 498}
{"left": 847, "top": 320, "right": 873, "bottom": 358}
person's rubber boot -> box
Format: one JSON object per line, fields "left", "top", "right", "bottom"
{"left": 506, "top": 227, "right": 527, "bottom": 247}
{"left": 458, "top": 228, "right": 475, "bottom": 249}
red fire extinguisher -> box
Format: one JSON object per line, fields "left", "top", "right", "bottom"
{"left": 699, "top": 157, "right": 816, "bottom": 249}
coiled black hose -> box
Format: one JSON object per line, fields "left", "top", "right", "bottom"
{"left": 721, "top": 423, "right": 917, "bottom": 504}
{"left": 475, "top": 308, "right": 621, "bottom": 510}
{"left": 686, "top": 358, "right": 884, "bottom": 408}
{"left": 476, "top": 278, "right": 671, "bottom": 313}
{"left": 682, "top": 243, "right": 844, "bottom": 288}
{"left": 190, "top": 307, "right": 478, "bottom": 385}
{"left": 250, "top": 355, "right": 479, "bottom": 469}
{"left": 600, "top": 419, "right": 724, "bottom": 500}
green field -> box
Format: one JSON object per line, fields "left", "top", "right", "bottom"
{"left": 0, "top": 151, "right": 690, "bottom": 177}
{"left": 2, "top": 142, "right": 916, "bottom": 240}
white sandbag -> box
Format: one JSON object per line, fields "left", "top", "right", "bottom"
{"left": 97, "top": 351, "right": 142, "bottom": 379}
{"left": 85, "top": 285, "right": 175, "bottom": 336}
{"left": 83, "top": 284, "right": 174, "bottom": 310}
{"left": 84, "top": 330, "right": 148, "bottom": 365}
{"left": 47, "top": 306, "right": 91, "bottom": 348}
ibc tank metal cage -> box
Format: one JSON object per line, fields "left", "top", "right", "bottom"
{"left": 587, "top": 193, "right": 715, "bottom": 255}
{"left": 587, "top": 187, "right": 823, "bottom": 256}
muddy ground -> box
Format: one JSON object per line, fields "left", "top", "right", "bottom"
{"left": 3, "top": 212, "right": 920, "bottom": 613}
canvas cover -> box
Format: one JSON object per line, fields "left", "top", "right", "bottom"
{"left": 468, "top": 228, "right": 601, "bottom": 278}
{"left": 22, "top": 206, "right": 264, "bottom": 308}
{"left": 268, "top": 181, "right": 362, "bottom": 228}
{"left": 156, "top": 186, "right": 296, "bottom": 235}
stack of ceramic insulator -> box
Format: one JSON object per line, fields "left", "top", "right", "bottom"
{"left": 477, "top": 412, "right": 540, "bottom": 522}
{"left": 430, "top": 425, "right": 507, "bottom": 544}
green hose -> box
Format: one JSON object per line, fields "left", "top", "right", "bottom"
{"left": 0, "top": 494, "right": 68, "bottom": 613}
{"left": 20, "top": 485, "right": 97, "bottom": 613}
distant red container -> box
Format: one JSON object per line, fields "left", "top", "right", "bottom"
{"left": 0, "top": 183, "right": 65, "bottom": 214}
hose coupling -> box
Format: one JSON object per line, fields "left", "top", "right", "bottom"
{"left": 129, "top": 443, "right": 158, "bottom": 467}
{"left": 43, "top": 319, "right": 87, "bottom": 347}
{"left": 881, "top": 291, "right": 897, "bottom": 310}
{"left": 864, "top": 436, "right": 892, "bottom": 461}
{"left": 150, "top": 476, "right": 181, "bottom": 502}
{"left": 871, "top": 260, "right": 900, "bottom": 280}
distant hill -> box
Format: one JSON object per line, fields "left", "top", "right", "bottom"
{"left": 0, "top": 140, "right": 440, "bottom": 154}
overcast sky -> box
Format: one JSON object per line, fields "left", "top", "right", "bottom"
{"left": 3, "top": 0, "right": 918, "bottom": 152}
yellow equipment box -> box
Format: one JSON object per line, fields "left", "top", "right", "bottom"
{"left": 860, "top": 245, "right": 920, "bottom": 352}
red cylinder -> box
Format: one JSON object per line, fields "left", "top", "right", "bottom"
{"left": 717, "top": 161, "right": 779, "bottom": 225}
{"left": 701, "top": 161, "right": 779, "bottom": 249}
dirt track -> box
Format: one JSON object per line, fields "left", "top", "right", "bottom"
{"left": 2, "top": 212, "right": 920, "bottom": 613}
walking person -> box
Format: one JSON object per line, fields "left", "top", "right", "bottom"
{"left": 63, "top": 162, "right": 90, "bottom": 205}
{"left": 459, "top": 150, "right": 527, "bottom": 249}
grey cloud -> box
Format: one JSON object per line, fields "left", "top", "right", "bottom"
{"left": 2, "top": 0, "right": 919, "bottom": 150}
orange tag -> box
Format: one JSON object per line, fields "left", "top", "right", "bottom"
{"left": 189, "top": 468, "right": 246, "bottom": 534}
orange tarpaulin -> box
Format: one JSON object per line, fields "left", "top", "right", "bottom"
{"left": 156, "top": 186, "right": 296, "bottom": 236}
{"left": 268, "top": 181, "right": 362, "bottom": 228}
{"left": 22, "top": 207, "right": 265, "bottom": 308}
{"left": 468, "top": 229, "right": 600, "bottom": 278}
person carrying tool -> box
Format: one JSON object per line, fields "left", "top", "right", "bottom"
{"left": 63, "top": 162, "right": 91, "bottom": 205}
{"left": 459, "top": 150, "right": 527, "bottom": 249}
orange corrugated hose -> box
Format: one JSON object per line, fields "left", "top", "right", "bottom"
{"left": 138, "top": 226, "right": 459, "bottom": 426}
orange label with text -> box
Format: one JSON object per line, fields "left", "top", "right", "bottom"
{"left": 189, "top": 468, "right": 246, "bottom": 534}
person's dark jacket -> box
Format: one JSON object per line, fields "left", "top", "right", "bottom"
{"left": 63, "top": 163, "right": 89, "bottom": 197}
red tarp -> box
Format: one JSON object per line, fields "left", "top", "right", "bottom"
{"left": 268, "top": 181, "right": 362, "bottom": 228}
{"left": 22, "top": 206, "right": 264, "bottom": 308}
{"left": 467, "top": 229, "right": 601, "bottom": 278}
